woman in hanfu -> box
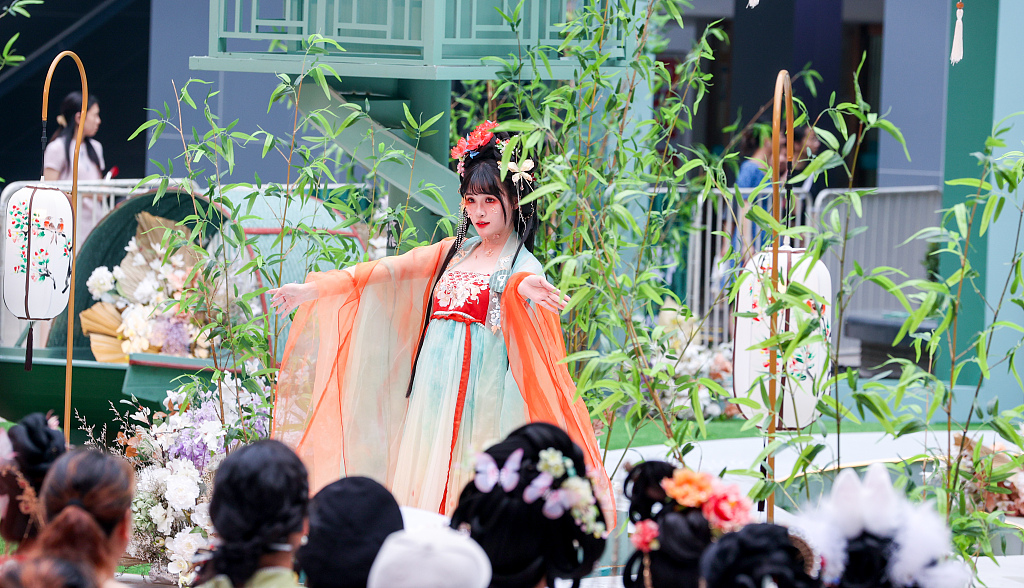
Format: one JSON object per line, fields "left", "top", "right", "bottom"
{"left": 268, "top": 123, "right": 614, "bottom": 523}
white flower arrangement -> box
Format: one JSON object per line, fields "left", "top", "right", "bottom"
{"left": 81, "top": 214, "right": 259, "bottom": 362}
{"left": 650, "top": 306, "right": 734, "bottom": 421}
{"left": 107, "top": 367, "right": 271, "bottom": 584}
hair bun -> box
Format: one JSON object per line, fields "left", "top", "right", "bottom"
{"left": 8, "top": 413, "right": 66, "bottom": 490}
{"left": 624, "top": 461, "right": 676, "bottom": 523}
{"left": 700, "top": 524, "right": 819, "bottom": 588}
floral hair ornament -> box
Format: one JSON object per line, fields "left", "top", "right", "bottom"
{"left": 520, "top": 447, "right": 606, "bottom": 539}
{"left": 474, "top": 448, "right": 523, "bottom": 493}
{"left": 507, "top": 159, "right": 535, "bottom": 186}
{"left": 451, "top": 120, "right": 500, "bottom": 176}
{"left": 660, "top": 468, "right": 752, "bottom": 534}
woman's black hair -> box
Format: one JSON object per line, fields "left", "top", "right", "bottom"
{"left": 0, "top": 413, "right": 67, "bottom": 544}
{"left": 406, "top": 128, "right": 539, "bottom": 397}
{"left": 836, "top": 532, "right": 895, "bottom": 588}
{"left": 194, "top": 440, "right": 309, "bottom": 588}
{"left": 700, "top": 524, "right": 821, "bottom": 588}
{"left": 50, "top": 92, "right": 102, "bottom": 174}
{"left": 449, "top": 422, "right": 606, "bottom": 588}
{"left": 622, "top": 461, "right": 711, "bottom": 588}
{"left": 623, "top": 461, "right": 676, "bottom": 524}
{"left": 0, "top": 557, "right": 97, "bottom": 588}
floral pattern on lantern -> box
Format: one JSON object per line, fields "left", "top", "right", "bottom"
{"left": 732, "top": 246, "right": 832, "bottom": 430}
{"left": 3, "top": 185, "right": 74, "bottom": 321}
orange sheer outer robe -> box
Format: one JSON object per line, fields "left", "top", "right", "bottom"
{"left": 272, "top": 239, "right": 614, "bottom": 525}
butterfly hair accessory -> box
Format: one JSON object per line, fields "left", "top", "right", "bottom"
{"left": 474, "top": 447, "right": 523, "bottom": 493}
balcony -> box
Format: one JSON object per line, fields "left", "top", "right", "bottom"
{"left": 190, "top": 0, "right": 635, "bottom": 79}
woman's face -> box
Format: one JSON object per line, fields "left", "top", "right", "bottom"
{"left": 76, "top": 103, "right": 101, "bottom": 137}
{"left": 464, "top": 191, "right": 512, "bottom": 240}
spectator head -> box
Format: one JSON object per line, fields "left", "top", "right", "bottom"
{"left": 33, "top": 449, "right": 134, "bottom": 583}
{"left": 0, "top": 413, "right": 66, "bottom": 546}
{"left": 296, "top": 476, "right": 404, "bottom": 588}
{"left": 622, "top": 461, "right": 711, "bottom": 588}
{"left": 367, "top": 526, "right": 491, "bottom": 588}
{"left": 0, "top": 557, "right": 96, "bottom": 588}
{"left": 700, "top": 523, "right": 820, "bottom": 588}
{"left": 449, "top": 422, "right": 608, "bottom": 588}
{"left": 196, "top": 440, "right": 308, "bottom": 588}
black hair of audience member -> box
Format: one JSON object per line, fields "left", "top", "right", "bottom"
{"left": 449, "top": 423, "right": 607, "bottom": 588}
{"left": 623, "top": 461, "right": 677, "bottom": 524}
{"left": 622, "top": 461, "right": 711, "bottom": 588}
{"left": 700, "top": 523, "right": 821, "bottom": 588}
{"left": 838, "top": 532, "right": 896, "bottom": 588}
{"left": 0, "top": 557, "right": 97, "bottom": 588}
{"left": 32, "top": 449, "right": 134, "bottom": 584}
{"left": 194, "top": 440, "right": 309, "bottom": 588}
{"left": 296, "top": 477, "right": 404, "bottom": 588}
{"left": 0, "top": 413, "right": 67, "bottom": 545}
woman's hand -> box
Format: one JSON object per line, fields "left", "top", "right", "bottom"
{"left": 268, "top": 282, "right": 319, "bottom": 315}
{"left": 517, "top": 274, "right": 570, "bottom": 313}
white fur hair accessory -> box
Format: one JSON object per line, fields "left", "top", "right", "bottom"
{"left": 792, "top": 463, "right": 972, "bottom": 588}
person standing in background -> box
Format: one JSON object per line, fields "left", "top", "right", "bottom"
{"left": 43, "top": 92, "right": 105, "bottom": 250}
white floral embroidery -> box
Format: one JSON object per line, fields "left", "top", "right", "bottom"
{"left": 435, "top": 271, "right": 489, "bottom": 310}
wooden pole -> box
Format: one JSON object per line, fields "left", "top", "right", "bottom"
{"left": 767, "top": 70, "right": 794, "bottom": 523}
{"left": 42, "top": 52, "right": 89, "bottom": 444}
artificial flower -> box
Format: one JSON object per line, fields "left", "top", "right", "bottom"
{"left": 508, "top": 159, "right": 535, "bottom": 185}
{"left": 165, "top": 473, "right": 200, "bottom": 512}
{"left": 86, "top": 266, "right": 115, "bottom": 300}
{"left": 631, "top": 519, "right": 661, "bottom": 553}
{"left": 702, "top": 482, "right": 752, "bottom": 532}
{"left": 661, "top": 468, "right": 714, "bottom": 508}
{"left": 538, "top": 448, "right": 567, "bottom": 478}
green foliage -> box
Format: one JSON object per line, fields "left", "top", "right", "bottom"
{"left": 128, "top": 36, "right": 438, "bottom": 435}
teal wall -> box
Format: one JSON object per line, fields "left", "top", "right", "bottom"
{"left": 983, "top": 1, "right": 1024, "bottom": 409}
{"left": 940, "top": 0, "right": 1000, "bottom": 389}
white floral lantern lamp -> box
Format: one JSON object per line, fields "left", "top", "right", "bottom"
{"left": 732, "top": 246, "right": 832, "bottom": 430}
{"left": 3, "top": 185, "right": 75, "bottom": 360}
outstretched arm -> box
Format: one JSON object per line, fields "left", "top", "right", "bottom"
{"left": 515, "top": 273, "right": 570, "bottom": 313}
{"left": 268, "top": 281, "right": 320, "bottom": 315}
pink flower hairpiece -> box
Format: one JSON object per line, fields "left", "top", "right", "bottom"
{"left": 451, "top": 120, "right": 500, "bottom": 176}
{"left": 658, "top": 468, "right": 752, "bottom": 535}
{"left": 631, "top": 520, "right": 660, "bottom": 553}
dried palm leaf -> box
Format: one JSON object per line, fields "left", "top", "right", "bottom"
{"left": 89, "top": 334, "right": 128, "bottom": 363}
{"left": 79, "top": 302, "right": 122, "bottom": 337}
{"left": 136, "top": 211, "right": 201, "bottom": 268}
{"left": 114, "top": 257, "right": 150, "bottom": 304}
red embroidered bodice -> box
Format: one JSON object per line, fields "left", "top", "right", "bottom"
{"left": 431, "top": 270, "right": 490, "bottom": 324}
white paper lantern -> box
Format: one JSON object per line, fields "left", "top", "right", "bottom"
{"left": 732, "top": 246, "right": 832, "bottom": 430}
{"left": 3, "top": 185, "right": 75, "bottom": 322}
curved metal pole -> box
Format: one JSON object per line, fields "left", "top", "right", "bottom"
{"left": 766, "top": 70, "right": 794, "bottom": 522}
{"left": 42, "top": 51, "right": 88, "bottom": 445}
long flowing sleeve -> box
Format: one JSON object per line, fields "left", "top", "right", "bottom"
{"left": 502, "top": 272, "right": 617, "bottom": 528}
{"left": 272, "top": 239, "right": 454, "bottom": 493}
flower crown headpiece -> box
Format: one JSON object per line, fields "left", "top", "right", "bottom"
{"left": 451, "top": 120, "right": 499, "bottom": 177}
{"left": 474, "top": 447, "right": 606, "bottom": 539}
{"left": 630, "top": 467, "right": 752, "bottom": 554}
{"left": 451, "top": 120, "right": 534, "bottom": 187}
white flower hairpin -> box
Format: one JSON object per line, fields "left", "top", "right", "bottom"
{"left": 508, "top": 159, "right": 535, "bottom": 185}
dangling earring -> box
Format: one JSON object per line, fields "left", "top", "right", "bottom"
{"left": 455, "top": 209, "right": 469, "bottom": 249}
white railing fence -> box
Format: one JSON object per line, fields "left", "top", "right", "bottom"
{"left": 681, "top": 186, "right": 943, "bottom": 354}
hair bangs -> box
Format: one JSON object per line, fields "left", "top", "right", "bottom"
{"left": 462, "top": 161, "right": 509, "bottom": 201}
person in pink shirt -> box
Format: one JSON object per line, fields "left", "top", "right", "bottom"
{"left": 43, "top": 92, "right": 105, "bottom": 250}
